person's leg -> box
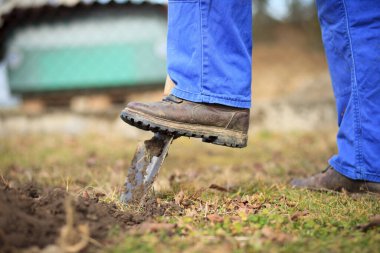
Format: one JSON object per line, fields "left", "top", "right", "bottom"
{"left": 323, "top": 0, "right": 380, "bottom": 183}
{"left": 121, "top": 0, "right": 252, "bottom": 148}
{"left": 168, "top": 0, "right": 252, "bottom": 108}
{"left": 292, "top": 0, "right": 380, "bottom": 192}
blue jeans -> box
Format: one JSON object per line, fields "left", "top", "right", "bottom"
{"left": 167, "top": 0, "right": 380, "bottom": 183}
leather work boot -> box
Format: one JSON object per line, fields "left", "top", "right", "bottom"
{"left": 120, "top": 94, "right": 250, "bottom": 148}
{"left": 291, "top": 166, "right": 380, "bottom": 194}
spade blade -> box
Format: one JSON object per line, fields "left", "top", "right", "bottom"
{"left": 120, "top": 133, "right": 174, "bottom": 204}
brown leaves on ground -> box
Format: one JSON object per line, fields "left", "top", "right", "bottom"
{"left": 174, "top": 190, "right": 194, "bottom": 207}
{"left": 173, "top": 190, "right": 266, "bottom": 224}
{"left": 261, "top": 227, "right": 293, "bottom": 245}
{"left": 356, "top": 215, "right": 380, "bottom": 232}
{"left": 209, "top": 184, "right": 229, "bottom": 192}
{"left": 224, "top": 197, "right": 263, "bottom": 216}
{"left": 135, "top": 222, "right": 177, "bottom": 234}
{"left": 174, "top": 190, "right": 185, "bottom": 205}
{"left": 290, "top": 211, "right": 309, "bottom": 221}
{"left": 207, "top": 214, "right": 224, "bottom": 223}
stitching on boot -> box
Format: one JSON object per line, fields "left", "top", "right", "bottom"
{"left": 225, "top": 112, "right": 238, "bottom": 129}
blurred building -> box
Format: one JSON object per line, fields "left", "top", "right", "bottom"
{"left": 0, "top": 0, "right": 167, "bottom": 107}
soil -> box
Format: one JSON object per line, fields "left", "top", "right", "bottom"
{"left": 0, "top": 181, "right": 170, "bottom": 252}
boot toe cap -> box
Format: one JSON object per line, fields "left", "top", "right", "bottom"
{"left": 123, "top": 101, "right": 155, "bottom": 115}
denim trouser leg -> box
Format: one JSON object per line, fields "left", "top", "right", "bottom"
{"left": 317, "top": 0, "right": 380, "bottom": 182}
{"left": 167, "top": 0, "right": 252, "bottom": 108}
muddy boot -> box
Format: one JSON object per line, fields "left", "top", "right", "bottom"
{"left": 121, "top": 94, "right": 250, "bottom": 148}
{"left": 291, "top": 166, "right": 380, "bottom": 194}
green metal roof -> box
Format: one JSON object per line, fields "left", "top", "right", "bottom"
{"left": 2, "top": 0, "right": 168, "bottom": 93}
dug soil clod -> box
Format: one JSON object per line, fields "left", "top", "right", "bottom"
{"left": 0, "top": 181, "right": 171, "bottom": 252}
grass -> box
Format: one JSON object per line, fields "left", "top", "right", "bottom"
{"left": 0, "top": 130, "right": 379, "bottom": 253}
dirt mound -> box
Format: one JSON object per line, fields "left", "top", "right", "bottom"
{"left": 0, "top": 181, "right": 169, "bottom": 252}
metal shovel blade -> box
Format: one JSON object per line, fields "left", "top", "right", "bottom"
{"left": 120, "top": 133, "right": 174, "bottom": 204}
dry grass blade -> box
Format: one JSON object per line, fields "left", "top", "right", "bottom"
{"left": 57, "top": 197, "right": 90, "bottom": 253}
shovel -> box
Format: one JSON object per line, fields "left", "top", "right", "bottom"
{"left": 120, "top": 76, "right": 176, "bottom": 204}
{"left": 120, "top": 133, "right": 174, "bottom": 204}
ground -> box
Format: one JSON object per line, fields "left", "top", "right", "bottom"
{"left": 0, "top": 130, "right": 379, "bottom": 253}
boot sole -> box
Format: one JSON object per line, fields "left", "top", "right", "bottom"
{"left": 120, "top": 108, "right": 247, "bottom": 148}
